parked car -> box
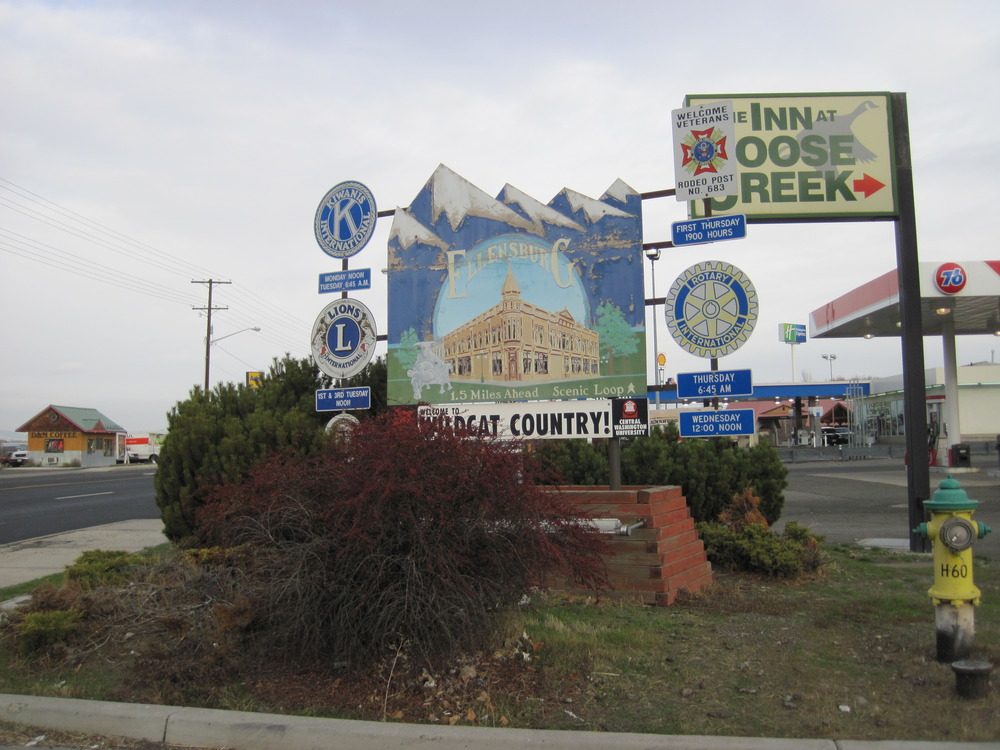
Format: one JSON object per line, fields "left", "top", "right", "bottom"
{"left": 821, "top": 427, "right": 851, "bottom": 446}
{"left": 6, "top": 450, "right": 29, "bottom": 467}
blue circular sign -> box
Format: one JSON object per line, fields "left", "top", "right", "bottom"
{"left": 314, "top": 181, "right": 377, "bottom": 258}
{"left": 665, "top": 260, "right": 758, "bottom": 358}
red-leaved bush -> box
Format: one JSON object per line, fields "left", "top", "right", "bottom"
{"left": 196, "top": 409, "right": 608, "bottom": 665}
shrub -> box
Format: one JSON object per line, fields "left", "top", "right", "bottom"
{"left": 718, "top": 486, "right": 770, "bottom": 531}
{"left": 15, "top": 609, "right": 82, "bottom": 655}
{"left": 534, "top": 424, "right": 789, "bottom": 524}
{"left": 155, "top": 356, "right": 388, "bottom": 545}
{"left": 531, "top": 437, "right": 608, "bottom": 485}
{"left": 65, "top": 550, "right": 145, "bottom": 589}
{"left": 696, "top": 490, "right": 825, "bottom": 578}
{"left": 195, "top": 410, "right": 609, "bottom": 666}
{"left": 697, "top": 521, "right": 827, "bottom": 579}
{"left": 697, "top": 523, "right": 804, "bottom": 578}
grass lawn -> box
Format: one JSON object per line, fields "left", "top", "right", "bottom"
{"left": 0, "top": 544, "right": 996, "bottom": 742}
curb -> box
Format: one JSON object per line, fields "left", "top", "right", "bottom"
{"left": 2, "top": 695, "right": 997, "bottom": 750}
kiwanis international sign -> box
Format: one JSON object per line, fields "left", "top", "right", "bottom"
{"left": 385, "top": 165, "right": 646, "bottom": 407}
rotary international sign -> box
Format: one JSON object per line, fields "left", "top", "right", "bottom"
{"left": 685, "top": 92, "right": 897, "bottom": 219}
{"left": 665, "top": 261, "right": 758, "bottom": 359}
{"left": 385, "top": 165, "right": 646, "bottom": 407}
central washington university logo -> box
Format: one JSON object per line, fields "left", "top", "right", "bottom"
{"left": 680, "top": 127, "right": 729, "bottom": 176}
{"left": 665, "top": 261, "right": 758, "bottom": 358}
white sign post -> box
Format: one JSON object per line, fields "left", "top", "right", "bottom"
{"left": 671, "top": 100, "right": 737, "bottom": 202}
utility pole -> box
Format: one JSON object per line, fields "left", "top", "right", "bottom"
{"left": 192, "top": 279, "right": 230, "bottom": 393}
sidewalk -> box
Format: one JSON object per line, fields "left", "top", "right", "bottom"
{"left": 0, "top": 519, "right": 167, "bottom": 590}
{"left": 0, "top": 693, "right": 995, "bottom": 750}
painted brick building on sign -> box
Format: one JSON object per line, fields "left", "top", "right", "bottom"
{"left": 442, "top": 265, "right": 600, "bottom": 385}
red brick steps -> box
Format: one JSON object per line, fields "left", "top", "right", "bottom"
{"left": 554, "top": 485, "right": 713, "bottom": 605}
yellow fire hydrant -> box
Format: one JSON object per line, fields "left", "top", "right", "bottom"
{"left": 913, "top": 475, "right": 992, "bottom": 662}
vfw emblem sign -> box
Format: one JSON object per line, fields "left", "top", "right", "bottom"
{"left": 671, "top": 100, "right": 737, "bottom": 202}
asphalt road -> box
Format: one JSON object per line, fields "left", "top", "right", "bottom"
{"left": 0, "top": 458, "right": 997, "bottom": 560}
{"left": 0, "top": 464, "right": 159, "bottom": 544}
{"left": 774, "top": 457, "right": 1000, "bottom": 559}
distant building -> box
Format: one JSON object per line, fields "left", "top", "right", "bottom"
{"left": 15, "top": 405, "right": 127, "bottom": 468}
{"left": 860, "top": 362, "right": 1000, "bottom": 444}
{"left": 441, "top": 265, "right": 599, "bottom": 384}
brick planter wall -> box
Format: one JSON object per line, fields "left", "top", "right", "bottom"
{"left": 555, "top": 485, "right": 713, "bottom": 606}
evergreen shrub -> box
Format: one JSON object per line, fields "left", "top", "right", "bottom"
{"left": 532, "top": 423, "right": 788, "bottom": 524}
{"left": 154, "top": 356, "right": 387, "bottom": 544}
{"left": 15, "top": 609, "right": 82, "bottom": 655}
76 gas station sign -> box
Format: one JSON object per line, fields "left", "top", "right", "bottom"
{"left": 686, "top": 92, "right": 897, "bottom": 219}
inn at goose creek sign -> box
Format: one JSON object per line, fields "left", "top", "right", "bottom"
{"left": 385, "top": 165, "right": 646, "bottom": 407}
{"left": 685, "top": 92, "right": 897, "bottom": 219}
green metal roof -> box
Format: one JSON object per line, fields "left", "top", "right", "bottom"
{"left": 16, "top": 405, "right": 126, "bottom": 434}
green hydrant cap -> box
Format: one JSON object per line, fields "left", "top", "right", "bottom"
{"left": 924, "top": 475, "right": 979, "bottom": 511}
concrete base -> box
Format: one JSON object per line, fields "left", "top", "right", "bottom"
{"left": 951, "top": 660, "right": 994, "bottom": 699}
{"left": 935, "top": 602, "right": 975, "bottom": 663}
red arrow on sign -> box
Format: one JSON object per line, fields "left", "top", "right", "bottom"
{"left": 853, "top": 174, "right": 885, "bottom": 198}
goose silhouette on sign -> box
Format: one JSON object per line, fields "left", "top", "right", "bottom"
{"left": 793, "top": 100, "right": 880, "bottom": 172}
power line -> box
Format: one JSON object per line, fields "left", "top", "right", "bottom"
{"left": 0, "top": 177, "right": 309, "bottom": 357}
{"left": 0, "top": 178, "right": 218, "bottom": 279}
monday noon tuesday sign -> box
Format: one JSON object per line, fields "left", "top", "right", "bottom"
{"left": 685, "top": 92, "right": 898, "bottom": 220}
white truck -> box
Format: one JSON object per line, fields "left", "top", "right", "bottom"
{"left": 123, "top": 432, "right": 166, "bottom": 464}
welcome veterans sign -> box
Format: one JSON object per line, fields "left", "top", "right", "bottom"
{"left": 671, "top": 100, "right": 737, "bottom": 202}
{"left": 418, "top": 398, "right": 648, "bottom": 441}
{"left": 685, "top": 92, "right": 897, "bottom": 219}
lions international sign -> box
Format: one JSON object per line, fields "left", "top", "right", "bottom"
{"left": 386, "top": 165, "right": 646, "bottom": 407}
{"left": 685, "top": 92, "right": 897, "bottom": 219}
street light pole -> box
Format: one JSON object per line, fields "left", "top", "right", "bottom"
{"left": 822, "top": 353, "right": 837, "bottom": 380}
{"left": 645, "top": 247, "right": 661, "bottom": 407}
{"left": 206, "top": 327, "right": 262, "bottom": 391}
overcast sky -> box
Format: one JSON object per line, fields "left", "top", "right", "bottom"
{"left": 2, "top": 0, "right": 999, "bottom": 434}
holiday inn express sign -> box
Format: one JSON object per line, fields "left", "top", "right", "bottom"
{"left": 686, "top": 92, "right": 897, "bottom": 219}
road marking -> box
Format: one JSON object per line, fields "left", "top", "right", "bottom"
{"left": 55, "top": 491, "right": 114, "bottom": 500}
{"left": 0, "top": 476, "right": 141, "bottom": 492}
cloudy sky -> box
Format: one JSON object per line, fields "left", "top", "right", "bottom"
{"left": 2, "top": 0, "right": 999, "bottom": 434}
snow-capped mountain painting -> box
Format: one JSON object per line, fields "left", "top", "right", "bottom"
{"left": 387, "top": 165, "right": 646, "bottom": 407}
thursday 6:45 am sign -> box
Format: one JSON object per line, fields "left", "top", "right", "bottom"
{"left": 685, "top": 92, "right": 897, "bottom": 220}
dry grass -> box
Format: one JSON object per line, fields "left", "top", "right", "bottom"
{"left": 0, "top": 545, "right": 997, "bottom": 743}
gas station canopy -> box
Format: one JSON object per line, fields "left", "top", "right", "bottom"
{"left": 810, "top": 261, "right": 1000, "bottom": 339}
